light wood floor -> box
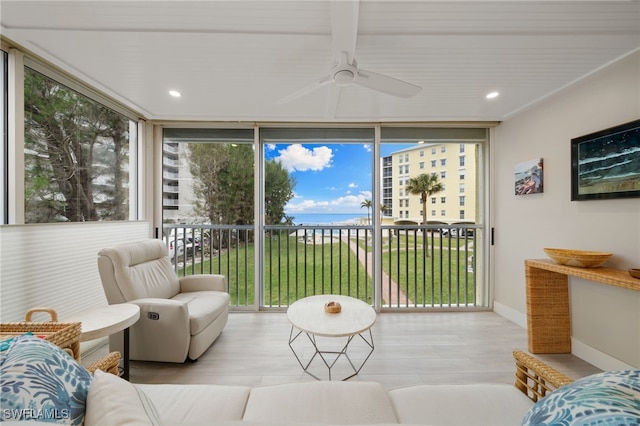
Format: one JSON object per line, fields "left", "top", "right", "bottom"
{"left": 84, "top": 311, "right": 601, "bottom": 390}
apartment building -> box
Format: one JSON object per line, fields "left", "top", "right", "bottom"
{"left": 383, "top": 143, "right": 477, "bottom": 225}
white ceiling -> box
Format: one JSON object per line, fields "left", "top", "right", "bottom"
{"left": 1, "top": 1, "right": 639, "bottom": 123}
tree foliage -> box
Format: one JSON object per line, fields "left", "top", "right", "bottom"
{"left": 406, "top": 173, "right": 444, "bottom": 255}
{"left": 188, "top": 143, "right": 295, "bottom": 226}
{"left": 24, "top": 68, "right": 130, "bottom": 222}
{"left": 406, "top": 173, "right": 445, "bottom": 225}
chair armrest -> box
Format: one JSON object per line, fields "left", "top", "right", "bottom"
{"left": 513, "top": 350, "right": 574, "bottom": 402}
{"left": 129, "top": 298, "right": 190, "bottom": 324}
{"left": 179, "top": 274, "right": 228, "bottom": 293}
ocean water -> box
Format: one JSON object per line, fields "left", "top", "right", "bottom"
{"left": 578, "top": 145, "right": 640, "bottom": 184}
{"left": 288, "top": 213, "right": 368, "bottom": 225}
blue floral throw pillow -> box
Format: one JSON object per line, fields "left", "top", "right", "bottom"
{"left": 0, "top": 335, "right": 93, "bottom": 425}
{"left": 521, "top": 369, "right": 640, "bottom": 426}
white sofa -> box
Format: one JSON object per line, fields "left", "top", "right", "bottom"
{"left": 4, "top": 336, "right": 639, "bottom": 426}
{"left": 90, "top": 370, "right": 534, "bottom": 425}
{"left": 97, "top": 239, "right": 230, "bottom": 363}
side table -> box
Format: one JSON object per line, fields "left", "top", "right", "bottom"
{"left": 64, "top": 303, "right": 140, "bottom": 380}
{"left": 287, "top": 295, "right": 376, "bottom": 381}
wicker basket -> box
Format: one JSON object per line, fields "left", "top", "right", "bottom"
{"left": 87, "top": 351, "right": 121, "bottom": 376}
{"left": 0, "top": 307, "right": 81, "bottom": 361}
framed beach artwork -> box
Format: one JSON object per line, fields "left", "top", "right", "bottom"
{"left": 571, "top": 119, "right": 640, "bottom": 201}
{"left": 515, "top": 158, "right": 543, "bottom": 195}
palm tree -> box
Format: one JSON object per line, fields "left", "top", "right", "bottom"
{"left": 406, "top": 173, "right": 444, "bottom": 256}
{"left": 361, "top": 199, "right": 373, "bottom": 224}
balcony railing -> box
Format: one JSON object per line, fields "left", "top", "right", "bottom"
{"left": 163, "top": 223, "right": 481, "bottom": 310}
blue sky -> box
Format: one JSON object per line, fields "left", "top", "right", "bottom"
{"left": 265, "top": 143, "right": 412, "bottom": 217}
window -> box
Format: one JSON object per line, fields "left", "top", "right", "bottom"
{"left": 431, "top": 148, "right": 436, "bottom": 155}
{"left": 440, "top": 210, "right": 446, "bottom": 216}
{"left": 440, "top": 159, "right": 446, "bottom": 166}
{"left": 460, "top": 173, "right": 465, "bottom": 180}
{"left": 420, "top": 150, "right": 424, "bottom": 157}
{"left": 24, "top": 67, "right": 136, "bottom": 223}
{"left": 441, "top": 146, "right": 446, "bottom": 153}
{"left": 162, "top": 128, "right": 255, "bottom": 225}
{"left": 440, "top": 197, "right": 446, "bottom": 203}
{"left": 459, "top": 144, "right": 465, "bottom": 153}
{"left": 459, "top": 196, "right": 465, "bottom": 206}
{"left": 431, "top": 210, "right": 436, "bottom": 216}
{"left": 419, "top": 161, "right": 424, "bottom": 169}
{"left": 431, "top": 197, "right": 436, "bottom": 204}
{"left": 460, "top": 155, "right": 466, "bottom": 167}
{"left": 459, "top": 183, "right": 465, "bottom": 193}
{"left": 431, "top": 160, "right": 436, "bottom": 167}
{"left": 0, "top": 49, "right": 6, "bottom": 224}
{"left": 460, "top": 210, "right": 465, "bottom": 219}
{"left": 440, "top": 171, "right": 446, "bottom": 179}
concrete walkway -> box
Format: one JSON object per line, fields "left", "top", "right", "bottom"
{"left": 341, "top": 236, "right": 411, "bottom": 306}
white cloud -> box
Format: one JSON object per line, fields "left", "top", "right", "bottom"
{"left": 286, "top": 191, "right": 372, "bottom": 214}
{"left": 348, "top": 182, "right": 358, "bottom": 188}
{"left": 363, "top": 144, "right": 372, "bottom": 152}
{"left": 274, "top": 145, "right": 333, "bottom": 172}
{"left": 285, "top": 199, "right": 330, "bottom": 212}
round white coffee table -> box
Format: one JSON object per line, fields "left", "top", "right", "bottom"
{"left": 64, "top": 303, "right": 140, "bottom": 380}
{"left": 287, "top": 295, "right": 376, "bottom": 381}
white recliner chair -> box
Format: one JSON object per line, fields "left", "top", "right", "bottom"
{"left": 97, "top": 239, "right": 229, "bottom": 363}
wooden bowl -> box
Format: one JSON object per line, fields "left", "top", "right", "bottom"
{"left": 324, "top": 301, "right": 342, "bottom": 314}
{"left": 543, "top": 248, "right": 612, "bottom": 268}
{"left": 629, "top": 269, "right": 640, "bottom": 279}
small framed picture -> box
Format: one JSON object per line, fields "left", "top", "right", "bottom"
{"left": 515, "top": 158, "right": 543, "bottom": 195}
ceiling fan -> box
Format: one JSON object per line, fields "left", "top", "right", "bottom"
{"left": 275, "top": 0, "right": 422, "bottom": 105}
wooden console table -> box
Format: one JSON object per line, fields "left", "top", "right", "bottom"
{"left": 525, "top": 259, "right": 640, "bottom": 354}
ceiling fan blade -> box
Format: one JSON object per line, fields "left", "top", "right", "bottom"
{"left": 355, "top": 69, "right": 422, "bottom": 98}
{"left": 330, "top": 0, "right": 359, "bottom": 63}
{"left": 274, "top": 75, "right": 332, "bottom": 105}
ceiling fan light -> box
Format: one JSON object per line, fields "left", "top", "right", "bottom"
{"left": 334, "top": 69, "right": 355, "bottom": 85}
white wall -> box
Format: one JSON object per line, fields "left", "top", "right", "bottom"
{"left": 493, "top": 51, "right": 640, "bottom": 370}
{"left": 0, "top": 221, "right": 151, "bottom": 322}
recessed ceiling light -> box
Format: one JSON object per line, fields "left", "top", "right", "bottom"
{"left": 417, "top": 140, "right": 425, "bottom": 144}
{"left": 486, "top": 91, "right": 499, "bottom": 99}
{"left": 169, "top": 90, "right": 182, "bottom": 98}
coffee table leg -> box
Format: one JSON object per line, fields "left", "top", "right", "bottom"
{"left": 289, "top": 326, "right": 375, "bottom": 381}
{"left": 123, "top": 327, "right": 130, "bottom": 381}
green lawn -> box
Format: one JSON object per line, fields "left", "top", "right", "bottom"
{"left": 178, "top": 233, "right": 475, "bottom": 307}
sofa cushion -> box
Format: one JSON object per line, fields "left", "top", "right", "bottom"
{"left": 85, "top": 370, "right": 161, "bottom": 426}
{"left": 0, "top": 335, "right": 93, "bottom": 425}
{"left": 172, "top": 291, "right": 230, "bottom": 335}
{"left": 136, "top": 383, "right": 251, "bottom": 424}
{"left": 388, "top": 383, "right": 533, "bottom": 425}
{"left": 243, "top": 381, "right": 399, "bottom": 424}
{"left": 521, "top": 369, "right": 640, "bottom": 426}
